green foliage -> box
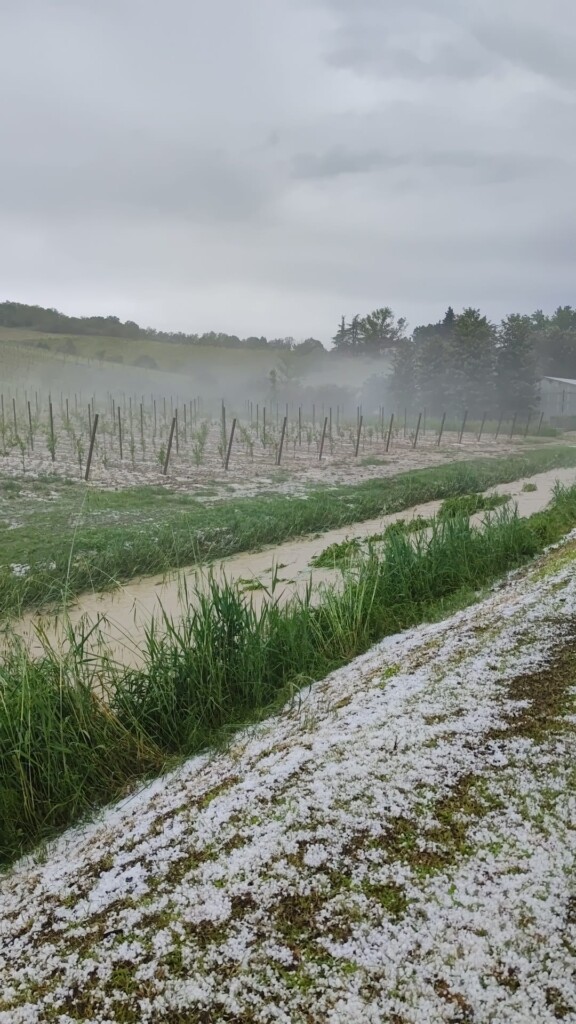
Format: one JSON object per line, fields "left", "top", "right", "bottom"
{"left": 4, "top": 484, "right": 576, "bottom": 864}
{"left": 497, "top": 315, "right": 538, "bottom": 413}
{"left": 414, "top": 307, "right": 455, "bottom": 412}
{"left": 311, "top": 537, "right": 362, "bottom": 568}
{"left": 438, "top": 493, "right": 511, "bottom": 519}
{"left": 450, "top": 308, "right": 497, "bottom": 415}
{"left": 0, "top": 300, "right": 326, "bottom": 353}
{"left": 2, "top": 447, "right": 576, "bottom": 617}
{"left": 332, "top": 308, "right": 406, "bottom": 354}
{"left": 191, "top": 421, "right": 209, "bottom": 466}
{"left": 383, "top": 515, "right": 432, "bottom": 536}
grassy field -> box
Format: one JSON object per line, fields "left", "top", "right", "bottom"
{"left": 2, "top": 446, "right": 576, "bottom": 616}
{"left": 3, "top": 478, "right": 576, "bottom": 866}
{"left": 0, "top": 327, "right": 282, "bottom": 375}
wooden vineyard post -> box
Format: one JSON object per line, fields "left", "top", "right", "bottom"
{"left": 163, "top": 416, "right": 177, "bottom": 475}
{"left": 118, "top": 406, "right": 123, "bottom": 460}
{"left": 298, "top": 406, "right": 302, "bottom": 446}
{"left": 224, "top": 418, "right": 237, "bottom": 470}
{"left": 537, "top": 412, "right": 544, "bottom": 435}
{"left": 221, "top": 403, "right": 226, "bottom": 452}
{"left": 524, "top": 411, "right": 532, "bottom": 438}
{"left": 477, "top": 411, "right": 487, "bottom": 442}
{"left": 319, "top": 416, "right": 328, "bottom": 460}
{"left": 404, "top": 407, "right": 407, "bottom": 439}
{"left": 329, "top": 406, "right": 332, "bottom": 439}
{"left": 84, "top": 413, "right": 99, "bottom": 481}
{"left": 153, "top": 400, "right": 157, "bottom": 435}
{"left": 175, "top": 409, "right": 179, "bottom": 454}
{"left": 509, "top": 411, "right": 518, "bottom": 440}
{"left": 412, "top": 411, "right": 422, "bottom": 449}
{"left": 495, "top": 412, "right": 503, "bottom": 440}
{"left": 49, "top": 402, "right": 55, "bottom": 460}
{"left": 12, "top": 397, "right": 17, "bottom": 435}
{"left": 437, "top": 411, "right": 447, "bottom": 446}
{"left": 386, "top": 412, "right": 394, "bottom": 452}
{"left": 355, "top": 415, "right": 363, "bottom": 457}
{"left": 27, "top": 401, "right": 34, "bottom": 450}
{"left": 65, "top": 398, "right": 69, "bottom": 425}
{"left": 458, "top": 409, "right": 468, "bottom": 444}
{"left": 263, "top": 407, "right": 266, "bottom": 444}
{"left": 276, "top": 416, "right": 287, "bottom": 465}
{"left": 140, "top": 403, "right": 145, "bottom": 445}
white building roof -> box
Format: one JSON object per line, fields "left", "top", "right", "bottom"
{"left": 542, "top": 376, "right": 576, "bottom": 386}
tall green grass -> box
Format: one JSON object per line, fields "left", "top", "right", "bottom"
{"left": 2, "top": 485, "right": 576, "bottom": 866}
{"left": 2, "top": 446, "right": 576, "bottom": 616}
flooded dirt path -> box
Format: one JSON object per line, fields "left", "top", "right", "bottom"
{"left": 11, "top": 466, "right": 576, "bottom": 665}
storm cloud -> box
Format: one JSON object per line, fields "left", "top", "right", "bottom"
{"left": 1, "top": 0, "right": 576, "bottom": 341}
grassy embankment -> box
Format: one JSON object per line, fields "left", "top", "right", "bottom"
{"left": 3, "top": 473, "right": 576, "bottom": 866}
{"left": 2, "top": 446, "right": 576, "bottom": 616}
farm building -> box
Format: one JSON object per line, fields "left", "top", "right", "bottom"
{"left": 540, "top": 376, "right": 576, "bottom": 424}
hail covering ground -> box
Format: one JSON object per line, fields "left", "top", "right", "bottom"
{"left": 1, "top": 535, "right": 576, "bottom": 1021}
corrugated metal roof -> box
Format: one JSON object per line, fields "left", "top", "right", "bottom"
{"left": 541, "top": 376, "right": 576, "bottom": 386}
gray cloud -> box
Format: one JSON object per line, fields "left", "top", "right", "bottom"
{"left": 0, "top": 0, "right": 576, "bottom": 342}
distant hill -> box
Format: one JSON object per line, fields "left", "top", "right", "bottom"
{"left": 0, "top": 300, "right": 325, "bottom": 354}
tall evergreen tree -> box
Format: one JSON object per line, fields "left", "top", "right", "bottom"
{"left": 413, "top": 307, "right": 455, "bottom": 413}
{"left": 332, "top": 315, "right": 350, "bottom": 351}
{"left": 496, "top": 315, "right": 538, "bottom": 413}
{"left": 347, "top": 314, "right": 362, "bottom": 352}
{"left": 451, "top": 308, "right": 496, "bottom": 415}
{"left": 532, "top": 306, "right": 576, "bottom": 379}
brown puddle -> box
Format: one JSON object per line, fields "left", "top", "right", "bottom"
{"left": 9, "top": 466, "right": 576, "bottom": 667}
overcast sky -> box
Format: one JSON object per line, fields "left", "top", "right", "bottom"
{"left": 1, "top": 0, "right": 576, "bottom": 343}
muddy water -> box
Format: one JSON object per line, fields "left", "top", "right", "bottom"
{"left": 11, "top": 466, "right": 576, "bottom": 666}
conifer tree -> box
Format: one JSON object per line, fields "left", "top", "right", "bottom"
{"left": 451, "top": 308, "right": 496, "bottom": 415}
{"left": 496, "top": 315, "right": 538, "bottom": 413}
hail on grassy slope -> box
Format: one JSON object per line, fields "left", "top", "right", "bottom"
{"left": 1, "top": 544, "right": 576, "bottom": 1023}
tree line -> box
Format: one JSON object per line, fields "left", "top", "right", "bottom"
{"left": 4, "top": 300, "right": 576, "bottom": 415}
{"left": 335, "top": 305, "right": 576, "bottom": 415}
{"left": 0, "top": 302, "right": 324, "bottom": 354}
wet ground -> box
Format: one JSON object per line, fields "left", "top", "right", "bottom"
{"left": 12, "top": 465, "right": 576, "bottom": 666}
